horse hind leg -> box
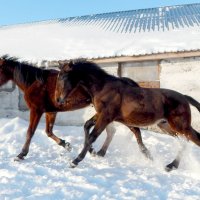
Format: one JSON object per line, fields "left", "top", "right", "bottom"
{"left": 45, "top": 112, "right": 72, "bottom": 152}
{"left": 156, "top": 119, "right": 189, "bottom": 171}
{"left": 185, "top": 127, "right": 200, "bottom": 146}
{"left": 165, "top": 102, "right": 200, "bottom": 171}
{"left": 165, "top": 127, "right": 200, "bottom": 172}
{"left": 97, "top": 123, "right": 116, "bottom": 157}
{"left": 157, "top": 120, "right": 178, "bottom": 136}
{"left": 129, "top": 127, "right": 153, "bottom": 160}
{"left": 165, "top": 140, "right": 187, "bottom": 172}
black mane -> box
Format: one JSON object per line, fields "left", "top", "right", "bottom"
{"left": 69, "top": 59, "right": 110, "bottom": 79}
{"left": 1, "top": 55, "right": 48, "bottom": 86}
{"left": 69, "top": 60, "right": 139, "bottom": 87}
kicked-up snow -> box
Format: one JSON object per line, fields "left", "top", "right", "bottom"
{"left": 0, "top": 117, "right": 200, "bottom": 199}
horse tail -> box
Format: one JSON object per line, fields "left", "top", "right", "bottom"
{"left": 184, "top": 95, "right": 200, "bottom": 143}
{"left": 184, "top": 95, "right": 200, "bottom": 112}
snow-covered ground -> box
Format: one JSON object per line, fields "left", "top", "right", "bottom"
{"left": 1, "top": 117, "right": 200, "bottom": 199}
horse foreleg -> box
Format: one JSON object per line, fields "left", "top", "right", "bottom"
{"left": 45, "top": 112, "right": 71, "bottom": 151}
{"left": 15, "top": 109, "right": 43, "bottom": 161}
{"left": 71, "top": 114, "right": 110, "bottom": 167}
{"left": 84, "top": 115, "right": 97, "bottom": 155}
{"left": 97, "top": 123, "right": 116, "bottom": 157}
{"left": 129, "top": 127, "right": 153, "bottom": 160}
{"left": 84, "top": 116, "right": 116, "bottom": 157}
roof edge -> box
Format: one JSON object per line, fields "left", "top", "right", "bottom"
{"left": 90, "top": 50, "right": 200, "bottom": 63}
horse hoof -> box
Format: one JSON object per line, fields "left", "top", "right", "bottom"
{"left": 59, "top": 140, "right": 72, "bottom": 152}
{"left": 14, "top": 156, "right": 24, "bottom": 162}
{"left": 165, "top": 159, "right": 179, "bottom": 172}
{"left": 165, "top": 164, "right": 178, "bottom": 172}
{"left": 65, "top": 142, "right": 72, "bottom": 152}
{"left": 69, "top": 161, "right": 78, "bottom": 168}
{"left": 90, "top": 149, "right": 97, "bottom": 157}
{"left": 97, "top": 150, "right": 106, "bottom": 157}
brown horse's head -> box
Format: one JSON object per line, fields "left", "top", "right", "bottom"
{"left": 0, "top": 58, "right": 11, "bottom": 86}
{"left": 55, "top": 61, "right": 79, "bottom": 105}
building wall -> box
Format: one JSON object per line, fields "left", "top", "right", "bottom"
{"left": 121, "top": 61, "right": 159, "bottom": 81}
{"left": 120, "top": 60, "right": 160, "bottom": 88}
{"left": 0, "top": 56, "right": 200, "bottom": 129}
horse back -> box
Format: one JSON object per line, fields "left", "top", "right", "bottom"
{"left": 119, "top": 86, "right": 190, "bottom": 125}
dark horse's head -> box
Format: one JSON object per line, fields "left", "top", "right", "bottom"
{"left": 55, "top": 59, "right": 107, "bottom": 105}
{"left": 55, "top": 60, "right": 81, "bottom": 105}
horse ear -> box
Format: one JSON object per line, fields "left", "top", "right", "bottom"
{"left": 62, "top": 60, "right": 73, "bottom": 72}
{"left": 58, "top": 61, "right": 64, "bottom": 70}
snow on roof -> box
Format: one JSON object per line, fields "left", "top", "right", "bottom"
{"left": 57, "top": 3, "right": 200, "bottom": 33}
{"left": 0, "top": 3, "right": 200, "bottom": 61}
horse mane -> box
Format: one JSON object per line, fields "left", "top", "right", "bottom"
{"left": 120, "top": 77, "right": 139, "bottom": 87}
{"left": 69, "top": 60, "right": 140, "bottom": 88}
{"left": 69, "top": 59, "right": 110, "bottom": 79}
{"left": 1, "top": 55, "right": 48, "bottom": 86}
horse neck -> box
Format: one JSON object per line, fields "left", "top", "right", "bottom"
{"left": 2, "top": 64, "right": 22, "bottom": 90}
{"left": 80, "top": 73, "right": 108, "bottom": 97}
{"left": 10, "top": 63, "right": 41, "bottom": 92}
{"left": 8, "top": 64, "right": 26, "bottom": 91}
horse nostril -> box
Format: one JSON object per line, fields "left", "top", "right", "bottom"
{"left": 56, "top": 97, "right": 60, "bottom": 103}
{"left": 57, "top": 97, "right": 62, "bottom": 104}
{"left": 56, "top": 97, "right": 64, "bottom": 105}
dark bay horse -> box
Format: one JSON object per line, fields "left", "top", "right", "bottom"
{"left": 0, "top": 56, "right": 151, "bottom": 161}
{"left": 55, "top": 60, "right": 200, "bottom": 171}
{"left": 0, "top": 56, "right": 116, "bottom": 160}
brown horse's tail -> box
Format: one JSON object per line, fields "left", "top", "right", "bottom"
{"left": 184, "top": 95, "right": 200, "bottom": 112}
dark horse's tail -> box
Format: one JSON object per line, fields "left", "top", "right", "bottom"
{"left": 184, "top": 95, "right": 200, "bottom": 141}
{"left": 184, "top": 95, "right": 200, "bottom": 112}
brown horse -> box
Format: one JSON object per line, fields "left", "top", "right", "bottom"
{"left": 0, "top": 56, "right": 109, "bottom": 160}
{"left": 0, "top": 56, "right": 151, "bottom": 161}
{"left": 55, "top": 60, "right": 200, "bottom": 171}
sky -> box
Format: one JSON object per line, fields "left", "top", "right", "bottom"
{"left": 0, "top": 0, "right": 199, "bottom": 26}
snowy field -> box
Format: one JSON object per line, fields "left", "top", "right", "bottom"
{"left": 1, "top": 117, "right": 200, "bottom": 199}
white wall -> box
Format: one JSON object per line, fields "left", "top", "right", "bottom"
{"left": 121, "top": 61, "right": 159, "bottom": 81}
